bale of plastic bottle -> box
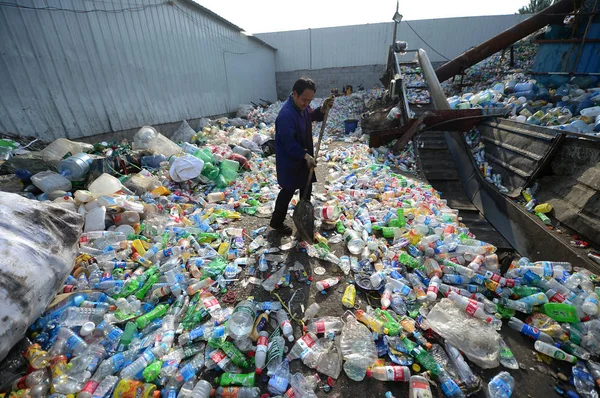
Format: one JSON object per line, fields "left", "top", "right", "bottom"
{"left": 0, "top": 192, "right": 84, "bottom": 361}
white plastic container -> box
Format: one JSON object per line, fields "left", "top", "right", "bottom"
{"left": 88, "top": 173, "right": 122, "bottom": 197}
{"left": 31, "top": 171, "right": 72, "bottom": 193}
{"left": 84, "top": 206, "right": 106, "bottom": 232}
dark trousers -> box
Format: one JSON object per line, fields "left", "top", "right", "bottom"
{"left": 270, "top": 184, "right": 313, "bottom": 227}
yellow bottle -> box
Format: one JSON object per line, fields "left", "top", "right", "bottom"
{"left": 534, "top": 203, "right": 553, "bottom": 214}
{"left": 356, "top": 309, "right": 389, "bottom": 334}
{"left": 218, "top": 241, "right": 229, "bottom": 258}
{"left": 342, "top": 284, "right": 356, "bottom": 308}
{"left": 131, "top": 239, "right": 146, "bottom": 255}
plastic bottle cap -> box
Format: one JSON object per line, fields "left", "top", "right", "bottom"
{"left": 255, "top": 367, "right": 262, "bottom": 375}
{"left": 412, "top": 363, "right": 421, "bottom": 372}
{"left": 366, "top": 369, "right": 372, "bottom": 378}
{"left": 79, "top": 322, "right": 95, "bottom": 336}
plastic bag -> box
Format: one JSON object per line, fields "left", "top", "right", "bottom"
{"left": 169, "top": 155, "right": 204, "bottom": 182}
{"left": 236, "top": 104, "right": 255, "bottom": 119}
{"left": 0, "top": 192, "right": 84, "bottom": 361}
{"left": 170, "top": 120, "right": 196, "bottom": 143}
{"left": 424, "top": 298, "right": 500, "bottom": 368}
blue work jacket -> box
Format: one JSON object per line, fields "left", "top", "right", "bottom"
{"left": 274, "top": 96, "right": 324, "bottom": 190}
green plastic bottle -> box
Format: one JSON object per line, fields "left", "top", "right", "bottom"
{"left": 399, "top": 252, "right": 420, "bottom": 269}
{"left": 135, "top": 273, "right": 159, "bottom": 300}
{"left": 143, "top": 360, "right": 163, "bottom": 382}
{"left": 215, "top": 372, "right": 256, "bottom": 387}
{"left": 396, "top": 208, "right": 406, "bottom": 227}
{"left": 210, "top": 340, "right": 249, "bottom": 368}
{"left": 376, "top": 309, "right": 402, "bottom": 336}
{"left": 136, "top": 303, "right": 169, "bottom": 329}
{"left": 510, "top": 286, "right": 543, "bottom": 298}
{"left": 118, "top": 321, "right": 137, "bottom": 351}
{"left": 400, "top": 334, "right": 438, "bottom": 375}
{"left": 541, "top": 303, "right": 578, "bottom": 323}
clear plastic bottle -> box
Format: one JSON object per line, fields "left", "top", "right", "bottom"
{"left": 340, "top": 315, "right": 378, "bottom": 381}
{"left": 305, "top": 317, "right": 344, "bottom": 335}
{"left": 120, "top": 343, "right": 167, "bottom": 380}
{"left": 366, "top": 365, "right": 411, "bottom": 381}
{"left": 408, "top": 375, "right": 433, "bottom": 398}
{"left": 90, "top": 375, "right": 118, "bottom": 398}
{"left": 445, "top": 342, "right": 480, "bottom": 390}
{"left": 583, "top": 292, "right": 599, "bottom": 315}
{"left": 508, "top": 317, "right": 554, "bottom": 343}
{"left": 488, "top": 371, "right": 514, "bottom": 398}
{"left": 267, "top": 358, "right": 290, "bottom": 395}
{"left": 190, "top": 380, "right": 212, "bottom": 398}
{"left": 59, "top": 307, "right": 106, "bottom": 326}
{"left": 302, "top": 303, "right": 321, "bottom": 321}
{"left": 276, "top": 309, "right": 295, "bottom": 342}
{"left": 54, "top": 327, "right": 88, "bottom": 355}
{"left": 437, "top": 365, "right": 465, "bottom": 398}
{"left": 228, "top": 300, "right": 256, "bottom": 340}
{"left": 213, "top": 387, "right": 261, "bottom": 398}
{"left": 447, "top": 291, "right": 493, "bottom": 323}
{"left": 572, "top": 361, "right": 598, "bottom": 398}
{"left": 498, "top": 338, "right": 519, "bottom": 370}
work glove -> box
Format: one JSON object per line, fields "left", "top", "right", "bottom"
{"left": 321, "top": 96, "right": 335, "bottom": 113}
{"left": 304, "top": 153, "right": 317, "bottom": 169}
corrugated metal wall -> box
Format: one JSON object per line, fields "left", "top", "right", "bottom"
{"left": 0, "top": 0, "right": 276, "bottom": 140}
{"left": 257, "top": 14, "right": 531, "bottom": 72}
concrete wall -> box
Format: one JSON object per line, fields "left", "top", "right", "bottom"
{"left": 275, "top": 65, "right": 386, "bottom": 99}
{"left": 0, "top": 0, "right": 277, "bottom": 141}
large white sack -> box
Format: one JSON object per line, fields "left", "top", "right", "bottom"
{"left": 0, "top": 192, "right": 83, "bottom": 361}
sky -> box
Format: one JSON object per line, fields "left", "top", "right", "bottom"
{"left": 195, "top": 0, "right": 532, "bottom": 34}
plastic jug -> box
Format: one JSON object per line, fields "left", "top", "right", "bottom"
{"left": 31, "top": 171, "right": 72, "bottom": 193}
{"left": 84, "top": 206, "right": 107, "bottom": 232}
{"left": 132, "top": 126, "right": 158, "bottom": 151}
{"left": 58, "top": 153, "right": 93, "bottom": 180}
{"left": 88, "top": 173, "right": 122, "bottom": 197}
{"left": 580, "top": 106, "right": 600, "bottom": 118}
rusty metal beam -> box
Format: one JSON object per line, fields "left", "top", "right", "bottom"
{"left": 369, "top": 109, "right": 505, "bottom": 148}
{"left": 435, "top": 0, "right": 581, "bottom": 83}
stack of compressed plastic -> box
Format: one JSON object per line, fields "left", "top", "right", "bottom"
{"left": 2, "top": 91, "right": 600, "bottom": 398}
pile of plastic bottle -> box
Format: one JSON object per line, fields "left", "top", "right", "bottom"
{"left": 3, "top": 92, "right": 600, "bottom": 398}
{"left": 447, "top": 80, "right": 600, "bottom": 136}
{"left": 441, "top": 40, "right": 538, "bottom": 96}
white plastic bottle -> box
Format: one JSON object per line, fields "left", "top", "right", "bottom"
{"left": 276, "top": 309, "right": 295, "bottom": 342}
{"left": 427, "top": 276, "right": 441, "bottom": 301}
{"left": 255, "top": 331, "right": 269, "bottom": 373}
{"left": 315, "top": 277, "right": 340, "bottom": 292}
{"left": 381, "top": 283, "right": 393, "bottom": 310}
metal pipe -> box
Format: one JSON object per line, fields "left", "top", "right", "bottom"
{"left": 416, "top": 49, "right": 449, "bottom": 110}
{"left": 435, "top": 0, "right": 580, "bottom": 83}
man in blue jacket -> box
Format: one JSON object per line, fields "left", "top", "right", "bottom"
{"left": 269, "top": 77, "right": 334, "bottom": 235}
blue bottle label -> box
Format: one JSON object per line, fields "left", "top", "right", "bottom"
{"left": 489, "top": 378, "right": 512, "bottom": 398}
{"left": 520, "top": 324, "right": 540, "bottom": 339}
{"left": 180, "top": 363, "right": 195, "bottom": 381}
{"left": 189, "top": 326, "right": 205, "bottom": 341}
{"left": 111, "top": 353, "right": 125, "bottom": 371}
{"left": 441, "top": 379, "right": 461, "bottom": 397}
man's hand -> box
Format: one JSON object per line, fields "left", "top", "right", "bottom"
{"left": 304, "top": 153, "right": 317, "bottom": 169}
{"left": 321, "top": 96, "right": 334, "bottom": 113}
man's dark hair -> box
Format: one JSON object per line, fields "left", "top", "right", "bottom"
{"left": 292, "top": 77, "right": 316, "bottom": 96}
